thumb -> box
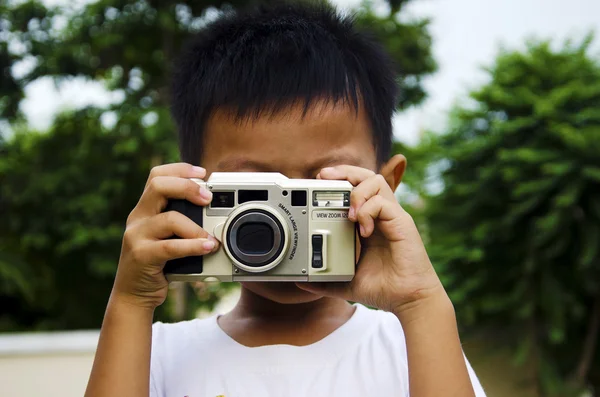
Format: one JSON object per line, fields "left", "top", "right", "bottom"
{"left": 295, "top": 281, "right": 353, "bottom": 300}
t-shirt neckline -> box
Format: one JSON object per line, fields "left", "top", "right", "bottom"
{"left": 203, "top": 304, "right": 374, "bottom": 367}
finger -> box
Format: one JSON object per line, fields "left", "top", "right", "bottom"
{"left": 295, "top": 281, "right": 353, "bottom": 300}
{"left": 318, "top": 165, "right": 375, "bottom": 186}
{"left": 142, "top": 211, "right": 218, "bottom": 246}
{"left": 356, "top": 195, "right": 403, "bottom": 238}
{"left": 144, "top": 163, "right": 206, "bottom": 189}
{"left": 137, "top": 238, "right": 217, "bottom": 265}
{"left": 136, "top": 176, "right": 212, "bottom": 217}
{"left": 349, "top": 174, "right": 396, "bottom": 220}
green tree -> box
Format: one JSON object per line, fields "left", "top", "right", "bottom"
{"left": 0, "top": 0, "right": 436, "bottom": 330}
{"left": 422, "top": 37, "right": 600, "bottom": 396}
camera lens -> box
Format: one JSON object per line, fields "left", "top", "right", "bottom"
{"left": 226, "top": 209, "right": 286, "bottom": 270}
{"left": 236, "top": 222, "right": 274, "bottom": 255}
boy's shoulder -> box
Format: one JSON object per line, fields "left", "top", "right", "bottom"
{"left": 152, "top": 315, "right": 218, "bottom": 349}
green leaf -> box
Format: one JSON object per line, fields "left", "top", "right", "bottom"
{"left": 579, "top": 221, "right": 599, "bottom": 268}
{"left": 582, "top": 166, "right": 600, "bottom": 182}
{"left": 513, "top": 177, "right": 557, "bottom": 199}
{"left": 553, "top": 181, "right": 582, "bottom": 208}
{"left": 513, "top": 335, "right": 531, "bottom": 366}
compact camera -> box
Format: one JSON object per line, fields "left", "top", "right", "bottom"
{"left": 164, "top": 172, "right": 356, "bottom": 282}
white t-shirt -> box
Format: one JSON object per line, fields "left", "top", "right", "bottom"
{"left": 150, "top": 304, "right": 486, "bottom": 397}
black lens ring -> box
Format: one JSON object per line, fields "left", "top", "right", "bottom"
{"left": 226, "top": 209, "right": 286, "bottom": 268}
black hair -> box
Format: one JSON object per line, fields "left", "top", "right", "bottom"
{"left": 170, "top": 1, "right": 398, "bottom": 166}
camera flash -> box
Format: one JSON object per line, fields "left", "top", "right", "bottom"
{"left": 313, "top": 191, "right": 350, "bottom": 207}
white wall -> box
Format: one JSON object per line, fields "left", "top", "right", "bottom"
{"left": 0, "top": 289, "right": 240, "bottom": 397}
{"left": 0, "top": 353, "right": 95, "bottom": 397}
{"left": 0, "top": 331, "right": 98, "bottom": 397}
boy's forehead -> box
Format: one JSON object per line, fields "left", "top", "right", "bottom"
{"left": 202, "top": 101, "right": 377, "bottom": 175}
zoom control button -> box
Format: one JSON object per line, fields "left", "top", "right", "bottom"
{"left": 312, "top": 235, "right": 323, "bottom": 268}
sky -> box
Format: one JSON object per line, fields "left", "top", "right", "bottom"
{"left": 20, "top": 0, "right": 600, "bottom": 146}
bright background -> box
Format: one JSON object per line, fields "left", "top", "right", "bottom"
{"left": 20, "top": 0, "right": 600, "bottom": 145}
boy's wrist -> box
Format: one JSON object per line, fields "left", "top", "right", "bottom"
{"left": 392, "top": 286, "right": 455, "bottom": 328}
{"left": 109, "top": 289, "right": 158, "bottom": 316}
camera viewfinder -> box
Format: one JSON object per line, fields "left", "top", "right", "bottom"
{"left": 291, "top": 190, "right": 307, "bottom": 206}
{"left": 211, "top": 191, "right": 235, "bottom": 208}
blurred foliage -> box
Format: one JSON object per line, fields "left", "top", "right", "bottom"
{"left": 0, "top": 108, "right": 178, "bottom": 329}
{"left": 419, "top": 37, "right": 600, "bottom": 396}
{"left": 355, "top": 0, "right": 436, "bottom": 110}
{"left": 0, "top": 0, "right": 435, "bottom": 330}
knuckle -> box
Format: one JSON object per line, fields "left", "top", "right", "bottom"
{"left": 122, "top": 227, "right": 137, "bottom": 248}
{"left": 149, "top": 165, "right": 163, "bottom": 179}
{"left": 161, "top": 239, "right": 180, "bottom": 257}
{"left": 184, "top": 162, "right": 195, "bottom": 173}
{"left": 164, "top": 211, "right": 180, "bottom": 229}
{"left": 195, "top": 226, "right": 208, "bottom": 238}
{"left": 356, "top": 203, "right": 370, "bottom": 217}
{"left": 186, "top": 179, "right": 200, "bottom": 196}
{"left": 126, "top": 210, "right": 138, "bottom": 226}
{"left": 148, "top": 176, "right": 162, "bottom": 192}
{"left": 356, "top": 209, "right": 368, "bottom": 222}
{"left": 374, "top": 174, "right": 386, "bottom": 184}
{"left": 372, "top": 195, "right": 385, "bottom": 205}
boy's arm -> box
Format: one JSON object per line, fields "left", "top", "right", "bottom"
{"left": 395, "top": 289, "right": 479, "bottom": 396}
{"left": 85, "top": 163, "right": 217, "bottom": 397}
{"left": 299, "top": 163, "right": 480, "bottom": 397}
{"left": 85, "top": 295, "right": 154, "bottom": 397}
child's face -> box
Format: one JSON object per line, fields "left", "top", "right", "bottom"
{"left": 201, "top": 101, "right": 377, "bottom": 304}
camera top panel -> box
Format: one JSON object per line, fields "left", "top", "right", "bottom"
{"left": 206, "top": 172, "right": 352, "bottom": 190}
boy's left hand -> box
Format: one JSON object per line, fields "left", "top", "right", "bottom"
{"left": 296, "top": 165, "right": 447, "bottom": 318}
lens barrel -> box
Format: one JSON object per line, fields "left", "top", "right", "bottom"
{"left": 225, "top": 208, "right": 287, "bottom": 271}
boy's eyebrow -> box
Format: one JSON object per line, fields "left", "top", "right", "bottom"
{"left": 216, "top": 158, "right": 273, "bottom": 172}
{"left": 216, "top": 155, "right": 366, "bottom": 173}
{"left": 316, "top": 155, "right": 364, "bottom": 169}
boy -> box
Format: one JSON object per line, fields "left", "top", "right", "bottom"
{"left": 86, "top": 3, "right": 486, "bottom": 396}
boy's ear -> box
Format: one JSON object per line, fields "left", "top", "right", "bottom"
{"left": 379, "top": 154, "right": 407, "bottom": 191}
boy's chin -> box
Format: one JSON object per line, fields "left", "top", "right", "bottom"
{"left": 240, "top": 281, "right": 324, "bottom": 304}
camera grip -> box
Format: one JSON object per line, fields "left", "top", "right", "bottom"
{"left": 163, "top": 199, "right": 204, "bottom": 275}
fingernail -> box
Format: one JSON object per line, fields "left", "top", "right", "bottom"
{"left": 359, "top": 225, "right": 366, "bottom": 237}
{"left": 348, "top": 207, "right": 355, "bottom": 219}
{"left": 321, "top": 167, "right": 336, "bottom": 174}
{"left": 192, "top": 166, "right": 206, "bottom": 175}
{"left": 202, "top": 240, "right": 215, "bottom": 251}
{"left": 199, "top": 186, "right": 213, "bottom": 200}
{"left": 208, "top": 234, "right": 219, "bottom": 244}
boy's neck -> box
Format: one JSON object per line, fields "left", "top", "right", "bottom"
{"left": 217, "top": 287, "right": 355, "bottom": 347}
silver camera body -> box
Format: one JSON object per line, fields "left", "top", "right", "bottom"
{"left": 164, "top": 172, "right": 356, "bottom": 282}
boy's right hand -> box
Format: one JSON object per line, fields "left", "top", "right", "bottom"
{"left": 112, "top": 163, "right": 218, "bottom": 309}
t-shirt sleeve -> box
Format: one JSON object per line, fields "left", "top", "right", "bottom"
{"left": 464, "top": 353, "right": 487, "bottom": 396}
{"left": 149, "top": 322, "right": 165, "bottom": 397}
{"left": 150, "top": 371, "right": 161, "bottom": 397}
